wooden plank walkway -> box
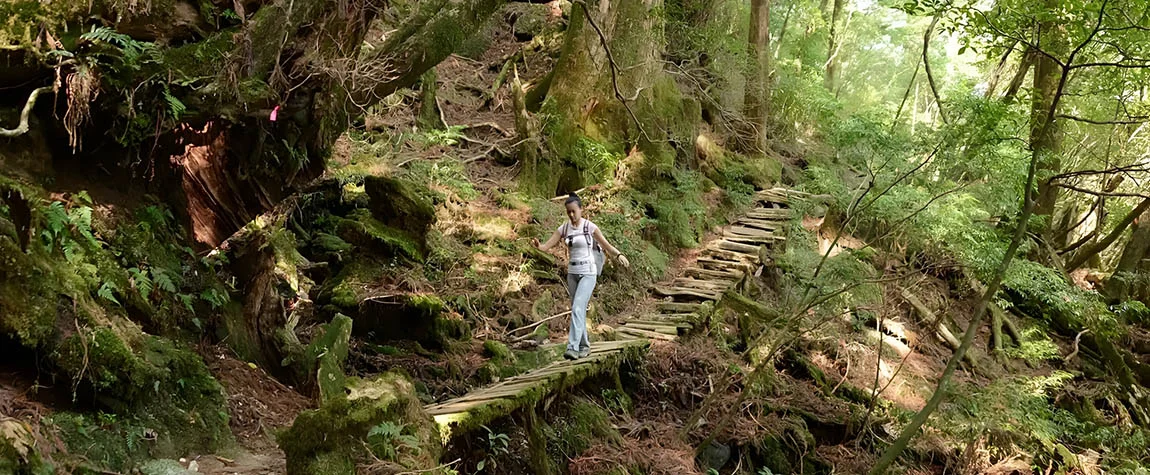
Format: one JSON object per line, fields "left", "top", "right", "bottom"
{"left": 426, "top": 188, "right": 805, "bottom": 442}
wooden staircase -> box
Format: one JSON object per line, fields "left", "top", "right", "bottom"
{"left": 425, "top": 188, "right": 807, "bottom": 442}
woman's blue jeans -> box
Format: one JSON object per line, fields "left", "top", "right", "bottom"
{"left": 566, "top": 273, "right": 597, "bottom": 352}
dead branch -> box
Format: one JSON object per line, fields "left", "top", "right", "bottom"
{"left": 0, "top": 86, "right": 54, "bottom": 137}
{"left": 509, "top": 310, "right": 571, "bottom": 338}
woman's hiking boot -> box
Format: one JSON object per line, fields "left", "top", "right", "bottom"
{"left": 577, "top": 348, "right": 591, "bottom": 359}
{"left": 563, "top": 349, "right": 579, "bottom": 360}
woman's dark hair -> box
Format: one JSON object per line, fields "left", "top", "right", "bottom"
{"left": 564, "top": 193, "right": 582, "bottom": 207}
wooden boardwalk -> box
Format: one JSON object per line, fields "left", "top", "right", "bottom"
{"left": 427, "top": 188, "right": 807, "bottom": 442}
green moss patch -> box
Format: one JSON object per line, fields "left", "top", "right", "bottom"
{"left": 279, "top": 373, "right": 443, "bottom": 475}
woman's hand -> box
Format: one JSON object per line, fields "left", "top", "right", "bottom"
{"left": 617, "top": 254, "right": 630, "bottom": 268}
{"left": 531, "top": 237, "right": 541, "bottom": 248}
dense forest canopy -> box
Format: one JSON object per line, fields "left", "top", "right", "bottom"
{"left": 2, "top": 0, "right": 1150, "bottom": 473}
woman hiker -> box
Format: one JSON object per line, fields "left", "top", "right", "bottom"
{"left": 533, "top": 193, "right": 630, "bottom": 360}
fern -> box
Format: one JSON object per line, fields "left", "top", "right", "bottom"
{"left": 97, "top": 282, "right": 121, "bottom": 305}
{"left": 152, "top": 268, "right": 178, "bottom": 293}
{"left": 201, "top": 288, "right": 229, "bottom": 309}
{"left": 44, "top": 201, "right": 68, "bottom": 241}
{"left": 129, "top": 267, "right": 154, "bottom": 297}
{"left": 162, "top": 86, "right": 186, "bottom": 119}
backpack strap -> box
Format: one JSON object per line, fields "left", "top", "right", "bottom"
{"left": 582, "top": 221, "right": 600, "bottom": 250}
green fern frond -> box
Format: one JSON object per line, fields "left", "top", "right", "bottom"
{"left": 98, "top": 282, "right": 121, "bottom": 305}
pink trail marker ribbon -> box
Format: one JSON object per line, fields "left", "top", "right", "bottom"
{"left": 270, "top": 105, "right": 280, "bottom": 122}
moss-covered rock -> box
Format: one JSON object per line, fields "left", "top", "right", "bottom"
{"left": 504, "top": 3, "right": 560, "bottom": 41}
{"left": 364, "top": 175, "right": 436, "bottom": 247}
{"left": 335, "top": 209, "right": 425, "bottom": 261}
{"left": 306, "top": 314, "right": 354, "bottom": 403}
{"left": 483, "top": 339, "right": 515, "bottom": 361}
{"left": 278, "top": 373, "right": 443, "bottom": 475}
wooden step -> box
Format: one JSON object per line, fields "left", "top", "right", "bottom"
{"left": 725, "top": 226, "right": 778, "bottom": 237}
{"left": 631, "top": 318, "right": 693, "bottom": 329}
{"left": 697, "top": 258, "right": 755, "bottom": 273}
{"left": 708, "top": 240, "right": 762, "bottom": 254}
{"left": 745, "top": 208, "right": 792, "bottom": 220}
{"left": 684, "top": 267, "right": 743, "bottom": 281}
{"left": 620, "top": 322, "right": 680, "bottom": 335}
{"left": 722, "top": 234, "right": 785, "bottom": 245}
{"left": 736, "top": 217, "right": 785, "bottom": 231}
{"left": 656, "top": 301, "right": 706, "bottom": 313}
{"left": 651, "top": 312, "right": 698, "bottom": 321}
{"left": 670, "top": 278, "right": 730, "bottom": 291}
{"left": 653, "top": 286, "right": 721, "bottom": 301}
{"left": 755, "top": 188, "right": 809, "bottom": 204}
{"left": 617, "top": 326, "right": 677, "bottom": 341}
{"left": 701, "top": 247, "right": 759, "bottom": 264}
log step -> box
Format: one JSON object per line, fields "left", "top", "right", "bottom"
{"left": 708, "top": 240, "right": 762, "bottom": 254}
{"left": 653, "top": 286, "right": 721, "bottom": 300}
{"left": 670, "top": 278, "right": 730, "bottom": 291}
{"left": 697, "top": 258, "right": 755, "bottom": 273}
{"left": 620, "top": 322, "right": 680, "bottom": 335}
{"left": 617, "top": 326, "right": 678, "bottom": 341}
{"left": 722, "top": 234, "right": 785, "bottom": 245}
{"left": 746, "top": 209, "right": 792, "bottom": 220}
{"left": 656, "top": 301, "right": 706, "bottom": 313}
{"left": 684, "top": 267, "right": 743, "bottom": 281}
{"left": 701, "top": 247, "right": 759, "bottom": 264}
{"left": 726, "top": 226, "right": 778, "bottom": 237}
{"left": 736, "top": 218, "right": 785, "bottom": 231}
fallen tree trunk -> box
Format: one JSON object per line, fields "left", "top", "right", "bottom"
{"left": 899, "top": 288, "right": 977, "bottom": 368}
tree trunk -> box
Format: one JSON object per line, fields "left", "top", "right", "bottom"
{"left": 824, "top": 0, "right": 847, "bottom": 91}
{"left": 745, "top": 0, "right": 771, "bottom": 154}
{"left": 1002, "top": 47, "right": 1036, "bottom": 103}
{"left": 1032, "top": 3, "right": 1067, "bottom": 219}
{"left": 983, "top": 40, "right": 1017, "bottom": 99}
{"left": 417, "top": 68, "right": 446, "bottom": 131}
{"left": 537, "top": 0, "right": 699, "bottom": 195}
{"left": 1066, "top": 197, "right": 1150, "bottom": 271}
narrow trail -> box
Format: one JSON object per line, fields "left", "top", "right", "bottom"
{"left": 426, "top": 188, "right": 809, "bottom": 443}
